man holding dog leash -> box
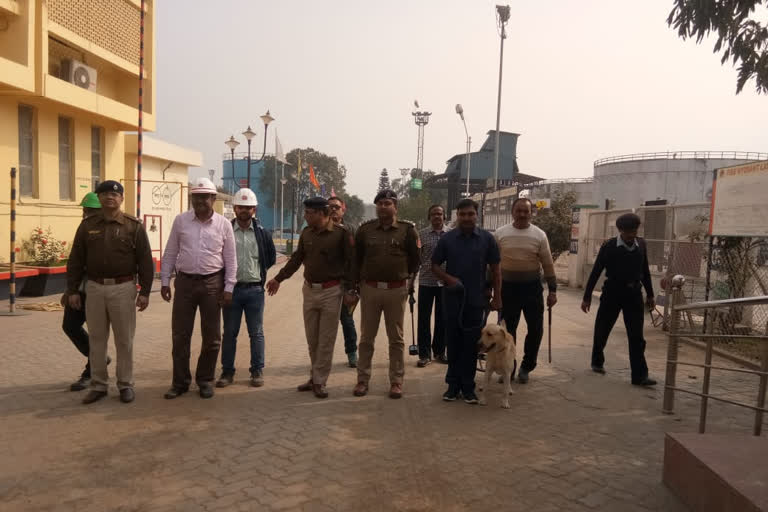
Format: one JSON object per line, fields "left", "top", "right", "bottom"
{"left": 431, "top": 198, "right": 501, "bottom": 404}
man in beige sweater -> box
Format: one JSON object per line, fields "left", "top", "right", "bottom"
{"left": 494, "top": 197, "right": 557, "bottom": 383}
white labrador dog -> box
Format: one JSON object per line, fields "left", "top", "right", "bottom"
{"left": 476, "top": 323, "right": 517, "bottom": 408}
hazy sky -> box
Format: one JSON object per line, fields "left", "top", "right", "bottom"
{"left": 152, "top": 0, "right": 767, "bottom": 202}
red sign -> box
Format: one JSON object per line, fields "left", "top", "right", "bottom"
{"left": 239, "top": 179, "right": 248, "bottom": 187}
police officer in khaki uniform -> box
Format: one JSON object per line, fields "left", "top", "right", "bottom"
{"left": 266, "top": 197, "right": 356, "bottom": 399}
{"left": 66, "top": 180, "right": 154, "bottom": 405}
{"left": 352, "top": 189, "right": 420, "bottom": 399}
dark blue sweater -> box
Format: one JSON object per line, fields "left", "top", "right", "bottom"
{"left": 583, "top": 237, "right": 653, "bottom": 301}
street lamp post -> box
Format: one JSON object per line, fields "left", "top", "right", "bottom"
{"left": 492, "top": 5, "right": 510, "bottom": 193}
{"left": 224, "top": 110, "right": 275, "bottom": 192}
{"left": 224, "top": 136, "right": 239, "bottom": 194}
{"left": 242, "top": 125, "right": 255, "bottom": 188}
{"left": 455, "top": 104, "right": 472, "bottom": 197}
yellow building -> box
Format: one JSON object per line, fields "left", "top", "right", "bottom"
{"left": 0, "top": 0, "right": 156, "bottom": 261}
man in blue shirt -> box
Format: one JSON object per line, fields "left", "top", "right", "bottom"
{"left": 431, "top": 198, "right": 501, "bottom": 403}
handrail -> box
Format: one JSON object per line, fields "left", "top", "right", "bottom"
{"left": 594, "top": 151, "right": 768, "bottom": 167}
{"left": 662, "top": 275, "right": 768, "bottom": 436}
{"left": 673, "top": 296, "right": 768, "bottom": 312}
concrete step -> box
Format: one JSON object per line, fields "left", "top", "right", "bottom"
{"left": 663, "top": 432, "right": 768, "bottom": 511}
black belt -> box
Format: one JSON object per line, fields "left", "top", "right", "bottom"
{"left": 235, "top": 281, "right": 262, "bottom": 288}
{"left": 177, "top": 270, "right": 224, "bottom": 280}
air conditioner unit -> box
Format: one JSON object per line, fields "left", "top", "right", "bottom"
{"left": 63, "top": 59, "right": 97, "bottom": 92}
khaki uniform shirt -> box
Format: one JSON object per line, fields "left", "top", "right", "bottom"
{"left": 354, "top": 218, "right": 421, "bottom": 283}
{"left": 275, "top": 219, "right": 355, "bottom": 290}
{"left": 66, "top": 211, "right": 154, "bottom": 296}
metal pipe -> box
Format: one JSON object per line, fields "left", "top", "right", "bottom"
{"left": 136, "top": 0, "right": 145, "bottom": 219}
{"left": 675, "top": 295, "right": 768, "bottom": 311}
{"left": 664, "top": 386, "right": 768, "bottom": 413}
{"left": 755, "top": 342, "right": 768, "bottom": 436}
{"left": 699, "top": 335, "right": 714, "bottom": 433}
{"left": 9, "top": 167, "right": 17, "bottom": 314}
{"left": 668, "top": 360, "right": 768, "bottom": 376}
{"left": 662, "top": 280, "right": 684, "bottom": 414}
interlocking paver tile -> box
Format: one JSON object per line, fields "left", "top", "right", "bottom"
{"left": 3, "top": 264, "right": 763, "bottom": 511}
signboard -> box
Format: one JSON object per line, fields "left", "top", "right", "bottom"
{"left": 410, "top": 178, "right": 423, "bottom": 190}
{"left": 709, "top": 160, "right": 768, "bottom": 237}
{"left": 569, "top": 206, "right": 581, "bottom": 254}
{"left": 535, "top": 198, "right": 550, "bottom": 209}
{"left": 239, "top": 179, "right": 248, "bottom": 187}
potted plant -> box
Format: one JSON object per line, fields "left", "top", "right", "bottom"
{"left": 18, "top": 227, "right": 70, "bottom": 297}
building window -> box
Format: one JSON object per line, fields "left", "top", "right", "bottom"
{"left": 58, "top": 116, "right": 74, "bottom": 200}
{"left": 91, "top": 126, "right": 103, "bottom": 191}
{"left": 18, "top": 105, "right": 35, "bottom": 197}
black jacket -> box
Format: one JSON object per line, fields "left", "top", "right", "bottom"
{"left": 583, "top": 236, "right": 653, "bottom": 301}
{"left": 231, "top": 218, "right": 276, "bottom": 283}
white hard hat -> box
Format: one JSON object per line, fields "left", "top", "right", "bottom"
{"left": 190, "top": 177, "right": 217, "bottom": 195}
{"left": 233, "top": 188, "right": 258, "bottom": 207}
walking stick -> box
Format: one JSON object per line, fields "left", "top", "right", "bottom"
{"left": 408, "top": 290, "right": 418, "bottom": 356}
{"left": 547, "top": 306, "right": 553, "bottom": 363}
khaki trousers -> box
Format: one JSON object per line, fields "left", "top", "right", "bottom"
{"left": 356, "top": 283, "right": 407, "bottom": 385}
{"left": 302, "top": 283, "right": 343, "bottom": 386}
{"left": 85, "top": 280, "right": 137, "bottom": 391}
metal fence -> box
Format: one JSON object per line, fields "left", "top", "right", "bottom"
{"left": 662, "top": 278, "right": 768, "bottom": 436}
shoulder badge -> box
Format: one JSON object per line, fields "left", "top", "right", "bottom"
{"left": 360, "top": 218, "right": 378, "bottom": 227}
{"left": 123, "top": 213, "right": 140, "bottom": 223}
{"left": 397, "top": 219, "right": 416, "bottom": 228}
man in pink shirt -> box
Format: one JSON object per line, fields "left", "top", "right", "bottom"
{"left": 160, "top": 178, "right": 237, "bottom": 399}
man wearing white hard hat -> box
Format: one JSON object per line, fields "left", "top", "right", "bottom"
{"left": 216, "top": 188, "right": 276, "bottom": 389}
{"left": 160, "top": 177, "right": 237, "bottom": 400}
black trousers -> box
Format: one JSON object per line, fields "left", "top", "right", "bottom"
{"left": 591, "top": 287, "right": 649, "bottom": 383}
{"left": 417, "top": 285, "right": 445, "bottom": 359}
{"left": 62, "top": 292, "right": 90, "bottom": 378}
{"left": 442, "top": 287, "right": 484, "bottom": 394}
{"left": 501, "top": 280, "right": 544, "bottom": 372}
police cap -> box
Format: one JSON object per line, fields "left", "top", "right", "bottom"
{"left": 374, "top": 189, "right": 397, "bottom": 204}
{"left": 95, "top": 180, "right": 124, "bottom": 195}
{"left": 303, "top": 196, "right": 329, "bottom": 209}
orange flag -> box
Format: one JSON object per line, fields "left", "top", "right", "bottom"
{"left": 309, "top": 164, "right": 320, "bottom": 190}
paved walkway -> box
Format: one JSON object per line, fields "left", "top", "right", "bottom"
{"left": 0, "top": 267, "right": 762, "bottom": 511}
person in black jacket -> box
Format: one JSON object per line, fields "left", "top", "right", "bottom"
{"left": 216, "top": 189, "right": 277, "bottom": 388}
{"left": 581, "top": 213, "right": 656, "bottom": 387}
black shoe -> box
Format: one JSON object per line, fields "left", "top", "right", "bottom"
{"left": 82, "top": 390, "right": 107, "bottom": 404}
{"left": 163, "top": 387, "right": 188, "bottom": 399}
{"left": 463, "top": 391, "right": 479, "bottom": 404}
{"left": 199, "top": 384, "right": 214, "bottom": 399}
{"left": 70, "top": 376, "right": 90, "bottom": 392}
{"left": 442, "top": 387, "right": 460, "bottom": 401}
{"left": 591, "top": 365, "right": 606, "bottom": 374}
{"left": 633, "top": 377, "right": 657, "bottom": 387}
{"left": 434, "top": 354, "right": 449, "bottom": 365}
{"left": 215, "top": 373, "right": 234, "bottom": 388}
{"left": 119, "top": 388, "right": 135, "bottom": 403}
{"left": 250, "top": 370, "right": 264, "bottom": 388}
{"left": 517, "top": 369, "right": 530, "bottom": 384}
{"left": 106, "top": 355, "right": 112, "bottom": 365}
{"left": 417, "top": 358, "right": 431, "bottom": 368}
